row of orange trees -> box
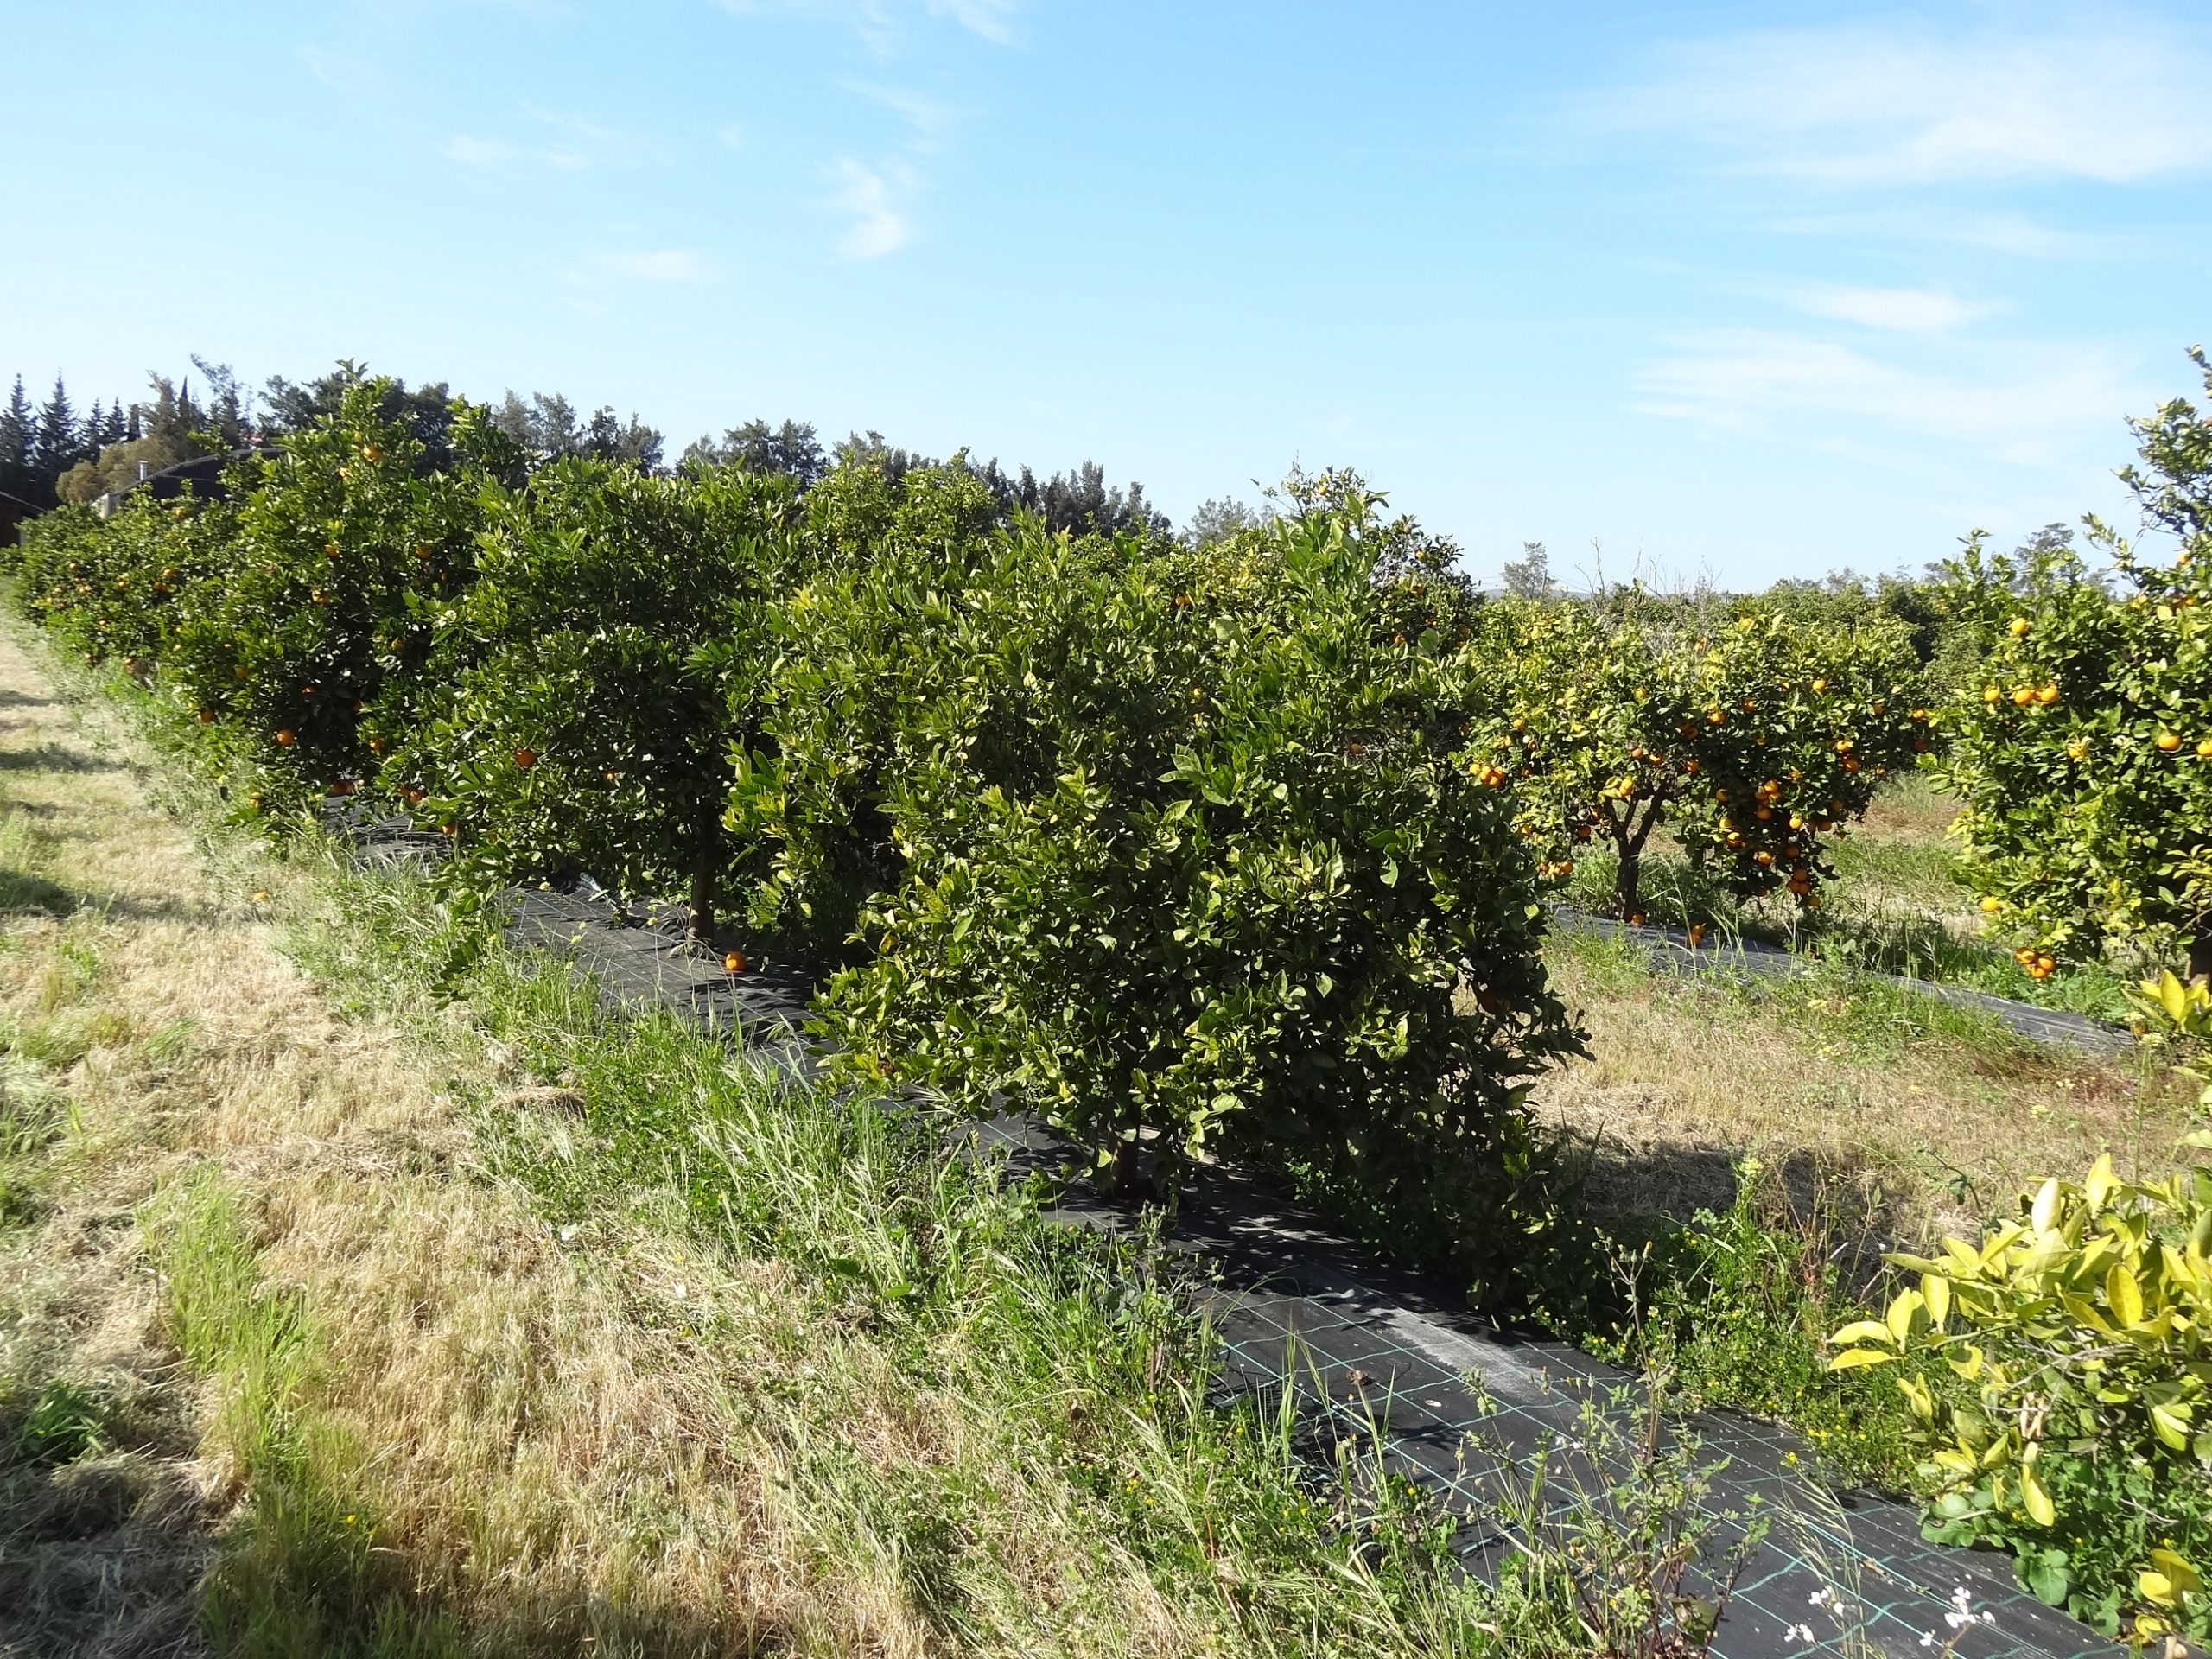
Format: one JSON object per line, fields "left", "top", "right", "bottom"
{"left": 15, "top": 359, "right": 2211, "bottom": 1236}
{"left": 10, "top": 378, "right": 1584, "bottom": 1287}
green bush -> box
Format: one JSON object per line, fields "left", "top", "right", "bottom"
{"left": 162, "top": 373, "right": 513, "bottom": 805}
{"left": 16, "top": 493, "right": 232, "bottom": 671}
{"left": 726, "top": 455, "right": 1013, "bottom": 957}
{"left": 389, "top": 459, "right": 804, "bottom": 937}
{"left": 752, "top": 472, "right": 1577, "bottom": 1294}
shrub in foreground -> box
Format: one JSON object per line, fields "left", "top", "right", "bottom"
{"left": 1832, "top": 1155, "right": 2212, "bottom": 1641}
{"left": 757, "top": 472, "right": 1580, "bottom": 1295}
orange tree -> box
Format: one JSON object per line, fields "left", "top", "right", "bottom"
{"left": 162, "top": 372, "right": 514, "bottom": 804}
{"left": 13, "top": 493, "right": 236, "bottom": 672}
{"left": 741, "top": 470, "right": 1579, "bottom": 1297}
{"left": 725, "top": 455, "right": 1015, "bottom": 956}
{"left": 1937, "top": 358, "right": 2212, "bottom": 984}
{"left": 1471, "top": 594, "right": 1929, "bottom": 920}
{"left": 385, "top": 459, "right": 803, "bottom": 938}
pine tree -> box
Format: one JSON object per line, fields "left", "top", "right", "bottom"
{"left": 31, "top": 373, "right": 79, "bottom": 505}
{"left": 0, "top": 377, "right": 33, "bottom": 501}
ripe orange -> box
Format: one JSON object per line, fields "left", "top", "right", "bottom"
{"left": 1810, "top": 678, "right": 1827, "bottom": 694}
{"left": 514, "top": 747, "right": 538, "bottom": 769}
{"left": 196, "top": 707, "right": 215, "bottom": 724}
{"left": 723, "top": 950, "right": 748, "bottom": 974}
{"left": 1687, "top": 923, "right": 1707, "bottom": 949}
{"left": 2157, "top": 731, "right": 2183, "bottom": 752}
{"left": 275, "top": 728, "right": 296, "bottom": 747}
{"left": 2007, "top": 617, "right": 2031, "bottom": 638}
{"left": 2198, "top": 737, "right": 2212, "bottom": 759}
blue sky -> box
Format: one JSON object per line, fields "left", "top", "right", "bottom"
{"left": 5, "top": 1, "right": 2208, "bottom": 588}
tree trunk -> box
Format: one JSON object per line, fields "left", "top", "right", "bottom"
{"left": 1616, "top": 842, "right": 1643, "bottom": 919}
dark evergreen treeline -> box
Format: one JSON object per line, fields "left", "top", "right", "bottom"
{"left": 3, "top": 358, "right": 1179, "bottom": 542}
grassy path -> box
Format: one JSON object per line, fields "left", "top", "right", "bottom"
{"left": 0, "top": 588, "right": 828, "bottom": 1652}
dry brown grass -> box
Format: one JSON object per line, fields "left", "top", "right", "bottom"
{"left": 0, "top": 625, "right": 1218, "bottom": 1657}
{"left": 1532, "top": 928, "right": 2189, "bottom": 1242}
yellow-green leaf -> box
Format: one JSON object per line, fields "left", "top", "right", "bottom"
{"left": 1830, "top": 1319, "right": 1895, "bottom": 1348}
{"left": 2031, "top": 1177, "right": 2062, "bottom": 1234}
{"left": 1923, "top": 1272, "right": 1951, "bottom": 1332}
{"left": 2107, "top": 1261, "right": 2145, "bottom": 1329}
{"left": 2021, "top": 1466, "right": 2057, "bottom": 1528}
{"left": 1886, "top": 1287, "right": 1924, "bottom": 1344}
{"left": 2139, "top": 1570, "right": 2177, "bottom": 1608}
{"left": 1827, "top": 1348, "right": 1896, "bottom": 1371}
{"left": 2161, "top": 969, "right": 2193, "bottom": 1027}
{"left": 2150, "top": 1548, "right": 2202, "bottom": 1594}
{"left": 2084, "top": 1152, "right": 2120, "bottom": 1212}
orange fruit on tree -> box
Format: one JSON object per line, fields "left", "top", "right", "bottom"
{"left": 2157, "top": 730, "right": 2183, "bottom": 752}
{"left": 275, "top": 728, "right": 296, "bottom": 747}
{"left": 514, "top": 747, "right": 537, "bottom": 769}
{"left": 723, "top": 950, "right": 748, "bottom": 974}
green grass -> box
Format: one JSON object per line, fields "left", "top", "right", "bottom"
{"left": 149, "top": 1171, "right": 468, "bottom": 1659}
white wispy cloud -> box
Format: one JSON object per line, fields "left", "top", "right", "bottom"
{"left": 1781, "top": 283, "right": 1997, "bottom": 335}
{"left": 1770, "top": 209, "right": 2116, "bottom": 261}
{"left": 716, "top": 0, "right": 1019, "bottom": 53}
{"left": 844, "top": 80, "right": 960, "bottom": 148}
{"left": 1633, "top": 330, "right": 2139, "bottom": 465}
{"left": 442, "top": 109, "right": 658, "bottom": 172}
{"left": 925, "top": 0, "right": 1018, "bottom": 45}
{"left": 587, "top": 250, "right": 716, "bottom": 283}
{"left": 298, "top": 45, "right": 381, "bottom": 99}
{"left": 828, "top": 156, "right": 915, "bottom": 257}
{"left": 1605, "top": 19, "right": 2212, "bottom": 185}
